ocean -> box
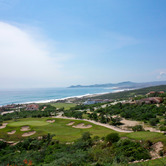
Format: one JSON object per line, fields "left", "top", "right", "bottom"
{"left": 0, "top": 87, "right": 117, "bottom": 106}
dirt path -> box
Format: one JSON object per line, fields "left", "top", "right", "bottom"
{"left": 150, "top": 142, "right": 163, "bottom": 159}
{"left": 54, "top": 115, "right": 132, "bottom": 133}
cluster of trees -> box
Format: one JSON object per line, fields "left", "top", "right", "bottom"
{"left": 0, "top": 105, "right": 57, "bottom": 122}
{"left": 0, "top": 132, "right": 152, "bottom": 165}
{"left": 63, "top": 109, "right": 83, "bottom": 119}
{"left": 63, "top": 102, "right": 166, "bottom": 128}
{"left": 86, "top": 103, "right": 166, "bottom": 126}
{"left": 69, "top": 102, "right": 107, "bottom": 111}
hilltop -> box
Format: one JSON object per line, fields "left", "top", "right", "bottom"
{"left": 69, "top": 80, "right": 166, "bottom": 89}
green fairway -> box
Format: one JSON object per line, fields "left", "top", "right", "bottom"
{"left": 0, "top": 118, "right": 116, "bottom": 142}
{"left": 1, "top": 118, "right": 166, "bottom": 144}
{"left": 8, "top": 120, "right": 50, "bottom": 127}
{"left": 126, "top": 131, "right": 166, "bottom": 144}
{"left": 49, "top": 102, "right": 76, "bottom": 110}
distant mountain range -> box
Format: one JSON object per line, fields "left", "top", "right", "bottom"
{"left": 68, "top": 81, "right": 166, "bottom": 90}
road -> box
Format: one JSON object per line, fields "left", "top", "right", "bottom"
{"left": 54, "top": 114, "right": 133, "bottom": 133}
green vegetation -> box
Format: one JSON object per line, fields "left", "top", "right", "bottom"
{"left": 115, "top": 139, "right": 151, "bottom": 162}
{"left": 105, "top": 133, "right": 120, "bottom": 143}
{"left": 49, "top": 102, "right": 76, "bottom": 110}
{"left": 132, "top": 125, "right": 144, "bottom": 132}
{"left": 91, "top": 85, "right": 166, "bottom": 100}
{"left": 1, "top": 85, "right": 166, "bottom": 165}
{"left": 8, "top": 120, "right": 50, "bottom": 127}
{"left": 0, "top": 132, "right": 152, "bottom": 166}
{"left": 1, "top": 117, "right": 166, "bottom": 144}
{"left": 0, "top": 105, "right": 57, "bottom": 122}
{"left": 64, "top": 102, "right": 166, "bottom": 128}
{"left": 0, "top": 117, "right": 166, "bottom": 165}
{"left": 130, "top": 157, "right": 166, "bottom": 166}
{"left": 127, "top": 132, "right": 166, "bottom": 145}
{"left": 0, "top": 118, "right": 118, "bottom": 142}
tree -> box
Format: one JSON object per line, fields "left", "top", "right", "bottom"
{"left": 81, "top": 132, "right": 91, "bottom": 141}
{"left": 100, "top": 114, "right": 107, "bottom": 123}
{"left": 92, "top": 113, "right": 98, "bottom": 121}
{"left": 109, "top": 117, "right": 122, "bottom": 126}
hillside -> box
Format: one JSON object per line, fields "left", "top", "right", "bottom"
{"left": 91, "top": 85, "right": 166, "bottom": 100}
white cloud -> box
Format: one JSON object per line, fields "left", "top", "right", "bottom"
{"left": 0, "top": 22, "right": 69, "bottom": 88}
{"left": 157, "top": 71, "right": 166, "bottom": 80}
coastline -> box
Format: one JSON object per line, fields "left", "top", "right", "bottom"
{"left": 25, "top": 89, "right": 129, "bottom": 104}
{"left": 0, "top": 88, "right": 132, "bottom": 107}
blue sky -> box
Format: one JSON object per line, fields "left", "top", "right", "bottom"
{"left": 0, "top": 0, "right": 166, "bottom": 88}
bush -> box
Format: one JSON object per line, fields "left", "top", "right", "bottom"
{"left": 149, "top": 118, "right": 159, "bottom": 126}
{"left": 105, "top": 133, "right": 120, "bottom": 143}
{"left": 115, "top": 139, "right": 151, "bottom": 162}
{"left": 159, "top": 125, "right": 166, "bottom": 131}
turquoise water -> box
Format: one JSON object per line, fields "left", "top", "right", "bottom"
{"left": 0, "top": 87, "right": 116, "bottom": 106}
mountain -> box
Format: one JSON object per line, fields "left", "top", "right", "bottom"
{"left": 68, "top": 81, "right": 166, "bottom": 89}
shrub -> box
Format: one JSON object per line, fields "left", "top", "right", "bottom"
{"left": 132, "top": 125, "right": 144, "bottom": 132}
{"left": 149, "top": 118, "right": 159, "bottom": 126}
{"left": 159, "top": 125, "right": 166, "bottom": 131}
{"left": 115, "top": 139, "right": 151, "bottom": 162}
{"left": 105, "top": 133, "right": 120, "bottom": 143}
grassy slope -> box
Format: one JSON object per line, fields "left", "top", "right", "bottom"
{"left": 1, "top": 118, "right": 166, "bottom": 144}
{"left": 49, "top": 103, "right": 76, "bottom": 110}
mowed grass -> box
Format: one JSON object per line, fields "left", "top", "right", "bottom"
{"left": 1, "top": 118, "right": 166, "bottom": 144}
{"left": 126, "top": 132, "right": 166, "bottom": 145}
{"left": 0, "top": 118, "right": 116, "bottom": 142}
{"left": 49, "top": 102, "right": 76, "bottom": 110}
{"left": 8, "top": 120, "right": 49, "bottom": 127}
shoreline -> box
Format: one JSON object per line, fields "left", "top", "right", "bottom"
{"left": 0, "top": 88, "right": 133, "bottom": 107}
{"left": 22, "top": 89, "right": 131, "bottom": 104}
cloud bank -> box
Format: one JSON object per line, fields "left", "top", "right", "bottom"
{"left": 0, "top": 22, "right": 66, "bottom": 88}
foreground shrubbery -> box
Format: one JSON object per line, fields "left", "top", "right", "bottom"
{"left": 0, "top": 132, "right": 151, "bottom": 166}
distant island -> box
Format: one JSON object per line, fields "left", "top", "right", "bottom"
{"left": 69, "top": 80, "right": 166, "bottom": 89}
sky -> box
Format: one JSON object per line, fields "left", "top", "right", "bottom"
{"left": 0, "top": 0, "right": 166, "bottom": 88}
